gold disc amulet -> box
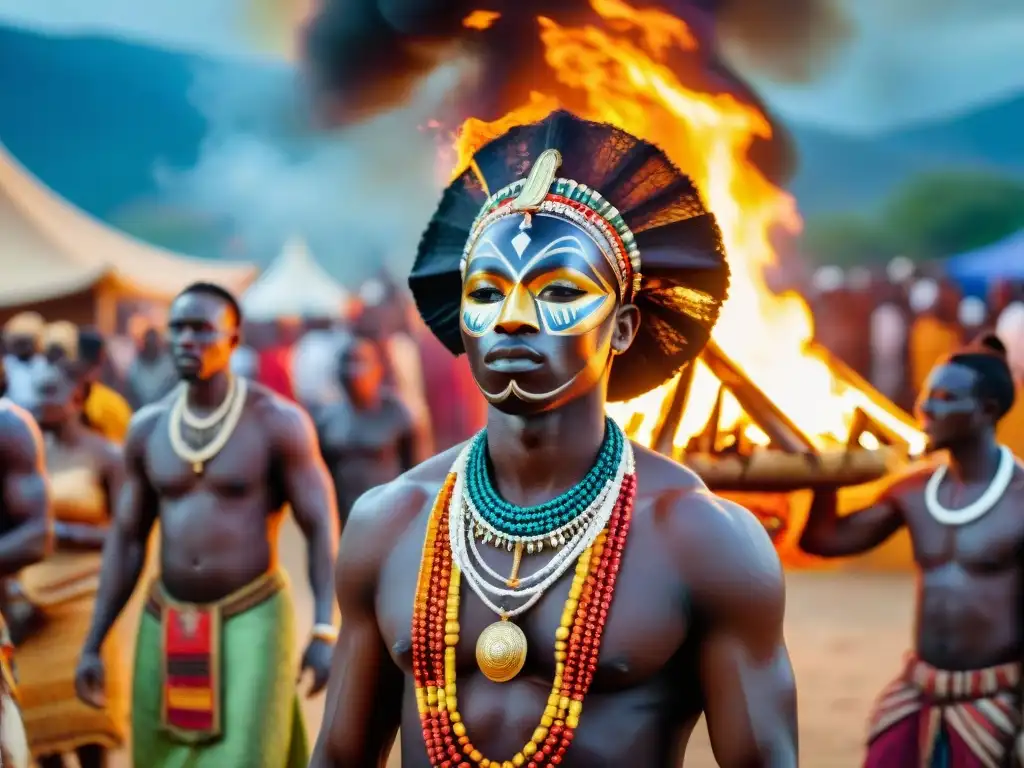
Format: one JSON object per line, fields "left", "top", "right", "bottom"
{"left": 475, "top": 620, "right": 527, "bottom": 683}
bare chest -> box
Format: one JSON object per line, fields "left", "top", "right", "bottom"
{"left": 376, "top": 504, "right": 690, "bottom": 694}
{"left": 320, "top": 407, "right": 405, "bottom": 457}
{"left": 904, "top": 484, "right": 1024, "bottom": 573}
{"left": 144, "top": 413, "right": 276, "bottom": 500}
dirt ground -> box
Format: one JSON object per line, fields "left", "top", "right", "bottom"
{"left": 96, "top": 518, "right": 914, "bottom": 768}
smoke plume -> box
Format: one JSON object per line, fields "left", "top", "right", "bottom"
{"left": 714, "top": 0, "right": 853, "bottom": 82}
{"left": 160, "top": 0, "right": 856, "bottom": 284}
{"left": 156, "top": 58, "right": 469, "bottom": 286}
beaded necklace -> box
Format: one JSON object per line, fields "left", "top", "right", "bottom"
{"left": 168, "top": 377, "right": 248, "bottom": 476}
{"left": 465, "top": 417, "right": 623, "bottom": 542}
{"left": 411, "top": 437, "right": 637, "bottom": 767}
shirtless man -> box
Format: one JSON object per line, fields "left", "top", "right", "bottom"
{"left": 800, "top": 333, "right": 1024, "bottom": 767}
{"left": 74, "top": 282, "right": 339, "bottom": 767}
{"left": 0, "top": 357, "right": 52, "bottom": 768}
{"left": 316, "top": 337, "right": 424, "bottom": 532}
{"left": 311, "top": 111, "right": 796, "bottom": 767}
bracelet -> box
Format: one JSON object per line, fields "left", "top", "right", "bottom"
{"left": 311, "top": 623, "right": 338, "bottom": 643}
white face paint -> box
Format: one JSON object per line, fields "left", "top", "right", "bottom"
{"left": 459, "top": 213, "right": 623, "bottom": 411}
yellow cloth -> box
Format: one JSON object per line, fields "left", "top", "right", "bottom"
{"left": 16, "top": 461, "right": 127, "bottom": 757}
{"left": 83, "top": 383, "right": 131, "bottom": 443}
{"left": 909, "top": 315, "right": 960, "bottom": 395}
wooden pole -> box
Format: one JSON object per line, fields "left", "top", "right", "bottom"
{"left": 700, "top": 340, "right": 817, "bottom": 453}
{"left": 652, "top": 363, "right": 696, "bottom": 457}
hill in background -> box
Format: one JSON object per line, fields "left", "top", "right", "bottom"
{"left": 1, "top": 23, "right": 1021, "bottom": 259}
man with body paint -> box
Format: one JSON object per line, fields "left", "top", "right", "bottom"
{"left": 310, "top": 110, "right": 797, "bottom": 768}
{"left": 802, "top": 333, "right": 1024, "bottom": 767}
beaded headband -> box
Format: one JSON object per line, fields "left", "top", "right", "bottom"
{"left": 459, "top": 149, "right": 643, "bottom": 300}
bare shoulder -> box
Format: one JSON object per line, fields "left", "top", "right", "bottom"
{"left": 124, "top": 399, "right": 169, "bottom": 455}
{"left": 631, "top": 441, "right": 707, "bottom": 498}
{"left": 876, "top": 459, "right": 936, "bottom": 507}
{"left": 0, "top": 402, "right": 43, "bottom": 465}
{"left": 247, "top": 382, "right": 317, "bottom": 445}
{"left": 634, "top": 445, "right": 783, "bottom": 615}
{"left": 342, "top": 444, "right": 464, "bottom": 558}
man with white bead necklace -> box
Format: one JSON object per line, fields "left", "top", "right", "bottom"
{"left": 73, "top": 282, "right": 339, "bottom": 767}
{"left": 801, "top": 332, "right": 1024, "bottom": 768}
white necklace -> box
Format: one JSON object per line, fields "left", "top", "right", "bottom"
{"left": 924, "top": 445, "right": 1015, "bottom": 526}
{"left": 449, "top": 440, "right": 632, "bottom": 619}
{"left": 178, "top": 376, "right": 237, "bottom": 429}
{"left": 168, "top": 378, "right": 248, "bottom": 475}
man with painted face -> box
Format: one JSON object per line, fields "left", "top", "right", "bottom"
{"left": 311, "top": 111, "right": 796, "bottom": 767}
{"left": 73, "top": 282, "right": 339, "bottom": 767}
{"left": 800, "top": 333, "right": 1024, "bottom": 767}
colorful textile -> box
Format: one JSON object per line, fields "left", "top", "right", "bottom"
{"left": 865, "top": 654, "right": 1020, "bottom": 768}
{"left": 161, "top": 601, "right": 222, "bottom": 740}
{"left": 133, "top": 570, "right": 308, "bottom": 767}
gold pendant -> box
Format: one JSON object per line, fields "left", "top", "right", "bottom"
{"left": 193, "top": 461, "right": 204, "bottom": 475}
{"left": 475, "top": 619, "right": 527, "bottom": 683}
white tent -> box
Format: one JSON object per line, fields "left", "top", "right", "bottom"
{"left": 241, "top": 237, "right": 349, "bottom": 320}
{"left": 0, "top": 141, "right": 258, "bottom": 329}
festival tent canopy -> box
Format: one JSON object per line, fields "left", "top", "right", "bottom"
{"left": 945, "top": 229, "right": 1024, "bottom": 296}
{"left": 0, "top": 141, "right": 258, "bottom": 325}
{"left": 240, "top": 237, "right": 350, "bottom": 321}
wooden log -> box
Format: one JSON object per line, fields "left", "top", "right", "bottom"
{"left": 652, "top": 363, "right": 695, "bottom": 456}
{"left": 700, "top": 340, "right": 817, "bottom": 453}
{"left": 684, "top": 447, "right": 901, "bottom": 492}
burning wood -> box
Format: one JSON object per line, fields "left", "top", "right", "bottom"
{"left": 622, "top": 339, "right": 912, "bottom": 493}
{"left": 684, "top": 448, "right": 900, "bottom": 493}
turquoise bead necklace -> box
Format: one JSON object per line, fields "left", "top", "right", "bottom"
{"left": 464, "top": 417, "right": 624, "bottom": 540}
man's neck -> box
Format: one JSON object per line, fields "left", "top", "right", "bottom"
{"left": 187, "top": 370, "right": 233, "bottom": 411}
{"left": 484, "top": 388, "right": 609, "bottom": 508}
{"left": 946, "top": 431, "right": 1002, "bottom": 484}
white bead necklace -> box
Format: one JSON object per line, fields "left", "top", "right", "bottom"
{"left": 177, "top": 376, "right": 237, "bottom": 429}
{"left": 449, "top": 440, "right": 632, "bottom": 619}
{"left": 924, "top": 445, "right": 1015, "bottom": 526}
{"left": 168, "top": 377, "right": 248, "bottom": 475}
{"left": 463, "top": 459, "right": 623, "bottom": 592}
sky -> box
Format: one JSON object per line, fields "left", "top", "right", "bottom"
{"left": 0, "top": 0, "right": 1022, "bottom": 135}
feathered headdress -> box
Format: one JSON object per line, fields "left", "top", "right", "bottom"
{"left": 409, "top": 110, "right": 729, "bottom": 402}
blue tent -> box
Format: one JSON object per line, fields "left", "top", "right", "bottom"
{"left": 945, "top": 229, "right": 1024, "bottom": 296}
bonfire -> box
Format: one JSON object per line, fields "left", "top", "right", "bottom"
{"left": 449, "top": 0, "right": 925, "bottom": 555}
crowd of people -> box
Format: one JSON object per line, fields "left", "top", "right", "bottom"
{"left": 808, "top": 260, "right": 1024, "bottom": 463}
{"left": 808, "top": 259, "right": 1024, "bottom": 411}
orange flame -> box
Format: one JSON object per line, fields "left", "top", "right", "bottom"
{"left": 454, "top": 0, "right": 924, "bottom": 455}
{"left": 463, "top": 10, "right": 502, "bottom": 30}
